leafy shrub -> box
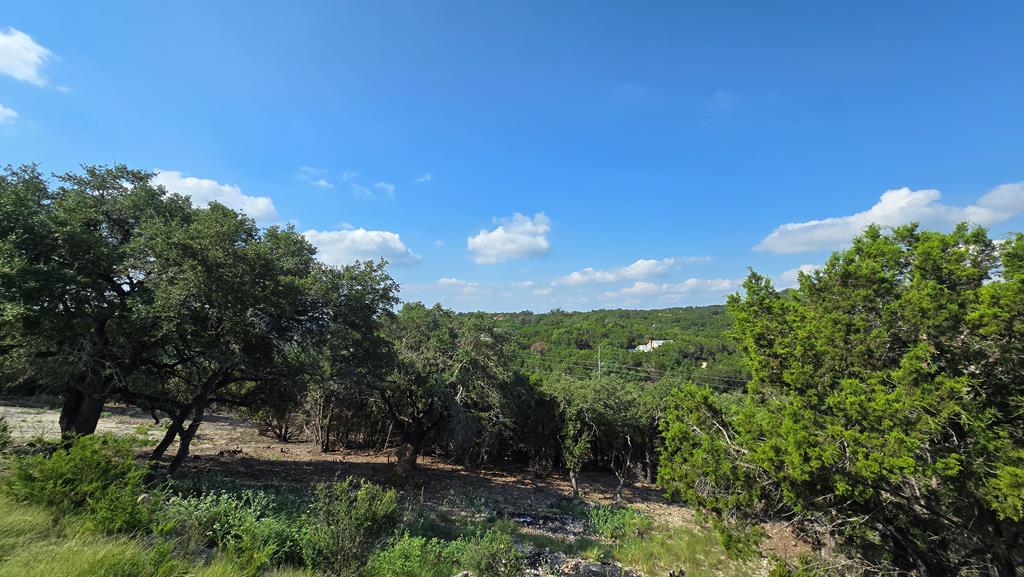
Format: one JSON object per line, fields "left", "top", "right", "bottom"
{"left": 298, "top": 478, "right": 399, "bottom": 575}
{"left": 2, "top": 434, "right": 157, "bottom": 534}
{"left": 711, "top": 517, "right": 765, "bottom": 561}
{"left": 451, "top": 530, "right": 525, "bottom": 577}
{"left": 768, "top": 556, "right": 837, "bottom": 577}
{"left": 364, "top": 535, "right": 457, "bottom": 577}
{"left": 586, "top": 505, "right": 653, "bottom": 540}
{"left": 0, "top": 416, "right": 11, "bottom": 450}
{"left": 158, "top": 489, "right": 302, "bottom": 572}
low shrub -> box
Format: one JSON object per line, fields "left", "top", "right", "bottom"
{"left": 768, "top": 556, "right": 837, "bottom": 577}
{"left": 365, "top": 530, "right": 524, "bottom": 577}
{"left": 586, "top": 505, "right": 653, "bottom": 540}
{"left": 158, "top": 489, "right": 302, "bottom": 573}
{"left": 298, "top": 478, "right": 399, "bottom": 575}
{"left": 0, "top": 416, "right": 10, "bottom": 450}
{"left": 452, "top": 530, "right": 525, "bottom": 577}
{"left": 2, "top": 434, "right": 157, "bottom": 534}
{"left": 711, "top": 517, "right": 765, "bottom": 561}
{"left": 364, "top": 535, "right": 457, "bottom": 577}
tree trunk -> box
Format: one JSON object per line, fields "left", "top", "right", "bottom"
{"left": 60, "top": 391, "right": 106, "bottom": 437}
{"left": 150, "top": 408, "right": 188, "bottom": 463}
{"left": 58, "top": 389, "right": 84, "bottom": 437}
{"left": 569, "top": 469, "right": 580, "bottom": 497}
{"left": 168, "top": 407, "right": 205, "bottom": 477}
{"left": 394, "top": 439, "right": 421, "bottom": 482}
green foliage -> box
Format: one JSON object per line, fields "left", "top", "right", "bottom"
{"left": 158, "top": 489, "right": 302, "bottom": 573}
{"left": 449, "top": 530, "right": 525, "bottom": 577}
{"left": 3, "top": 434, "right": 157, "bottom": 534}
{"left": 768, "top": 556, "right": 837, "bottom": 577}
{"left": 709, "top": 517, "right": 764, "bottom": 561}
{"left": 611, "top": 524, "right": 760, "bottom": 577}
{"left": 0, "top": 416, "right": 10, "bottom": 450}
{"left": 0, "top": 497, "right": 53, "bottom": 561}
{"left": 586, "top": 505, "right": 653, "bottom": 540}
{"left": 364, "top": 535, "right": 457, "bottom": 577}
{"left": 659, "top": 224, "right": 1024, "bottom": 575}
{"left": 380, "top": 302, "right": 517, "bottom": 474}
{"left": 298, "top": 478, "right": 399, "bottom": 575}
{"left": 0, "top": 532, "right": 183, "bottom": 577}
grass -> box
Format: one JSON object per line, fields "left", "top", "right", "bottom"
{"left": 612, "top": 524, "right": 761, "bottom": 577}
{"left": 0, "top": 497, "right": 314, "bottom": 577}
{"left": 0, "top": 497, "right": 53, "bottom": 561}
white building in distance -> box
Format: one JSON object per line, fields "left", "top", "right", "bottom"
{"left": 630, "top": 339, "right": 672, "bottom": 353}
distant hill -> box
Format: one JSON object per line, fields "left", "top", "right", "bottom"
{"left": 464, "top": 305, "right": 748, "bottom": 385}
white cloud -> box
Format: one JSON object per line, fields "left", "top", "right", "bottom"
{"left": 416, "top": 173, "right": 432, "bottom": 183}
{"left": 0, "top": 104, "right": 17, "bottom": 123}
{"left": 532, "top": 287, "right": 553, "bottom": 296}
{"left": 153, "top": 170, "right": 279, "bottom": 223}
{"left": 373, "top": 182, "right": 396, "bottom": 196}
{"left": 467, "top": 212, "right": 551, "bottom": 264}
{"left": 344, "top": 171, "right": 395, "bottom": 199}
{"left": 304, "top": 228, "right": 420, "bottom": 266}
{"left": 756, "top": 182, "right": 1024, "bottom": 254}
{"left": 298, "top": 166, "right": 333, "bottom": 189}
{"left": 777, "top": 264, "right": 821, "bottom": 288}
{"left": 601, "top": 278, "right": 739, "bottom": 300}
{"left": 0, "top": 28, "right": 52, "bottom": 86}
{"left": 557, "top": 257, "right": 703, "bottom": 285}
{"left": 438, "top": 277, "right": 474, "bottom": 286}
{"left": 435, "top": 277, "right": 485, "bottom": 297}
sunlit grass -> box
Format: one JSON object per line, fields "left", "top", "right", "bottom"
{"left": 0, "top": 498, "right": 314, "bottom": 577}
{"left": 613, "top": 524, "right": 761, "bottom": 577}
{"left": 0, "top": 534, "right": 182, "bottom": 577}
{"left": 0, "top": 497, "right": 54, "bottom": 561}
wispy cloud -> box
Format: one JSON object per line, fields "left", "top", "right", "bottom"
{"left": 298, "top": 166, "right": 334, "bottom": 189}
{"left": 373, "top": 182, "right": 395, "bottom": 196}
{"left": 467, "top": 212, "right": 551, "bottom": 264}
{"left": 416, "top": 173, "right": 432, "bottom": 183}
{"left": 0, "top": 104, "right": 17, "bottom": 123}
{"left": 154, "top": 170, "right": 279, "bottom": 224}
{"left": 756, "top": 182, "right": 1024, "bottom": 254}
{"left": 0, "top": 27, "right": 53, "bottom": 86}
{"left": 340, "top": 170, "right": 396, "bottom": 199}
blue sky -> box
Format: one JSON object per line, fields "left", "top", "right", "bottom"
{"left": 2, "top": 1, "right": 1023, "bottom": 311}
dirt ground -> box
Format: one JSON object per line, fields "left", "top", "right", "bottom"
{"left": 0, "top": 398, "right": 811, "bottom": 563}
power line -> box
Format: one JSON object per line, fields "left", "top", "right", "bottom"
{"left": 510, "top": 349, "right": 750, "bottom": 383}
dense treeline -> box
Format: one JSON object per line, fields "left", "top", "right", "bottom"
{"left": 660, "top": 224, "right": 1024, "bottom": 576}
{"left": 471, "top": 305, "right": 747, "bottom": 384}
{"left": 2, "top": 164, "right": 1022, "bottom": 576}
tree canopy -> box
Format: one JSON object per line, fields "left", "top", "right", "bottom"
{"left": 659, "top": 224, "right": 1023, "bottom": 576}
